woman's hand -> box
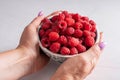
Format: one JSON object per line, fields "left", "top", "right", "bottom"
{"left": 0, "top": 12, "right": 50, "bottom": 80}
{"left": 51, "top": 33, "right": 105, "bottom": 80}
{"left": 18, "top": 15, "right": 50, "bottom": 74}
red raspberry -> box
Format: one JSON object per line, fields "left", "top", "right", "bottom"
{"left": 51, "top": 15, "right": 59, "bottom": 22}
{"left": 41, "top": 22, "right": 51, "bottom": 30}
{"left": 79, "top": 40, "right": 83, "bottom": 44}
{"left": 65, "top": 18, "right": 75, "bottom": 26}
{"left": 74, "top": 22, "right": 83, "bottom": 29}
{"left": 62, "top": 11, "right": 72, "bottom": 18}
{"left": 83, "top": 22, "right": 92, "bottom": 31}
{"left": 74, "top": 29, "right": 83, "bottom": 38}
{"left": 39, "top": 29, "right": 45, "bottom": 37}
{"left": 58, "top": 13, "right": 65, "bottom": 20}
{"left": 89, "top": 20, "right": 96, "bottom": 26}
{"left": 72, "top": 13, "right": 81, "bottom": 22}
{"left": 89, "top": 20, "right": 96, "bottom": 32}
{"left": 50, "top": 42, "right": 60, "bottom": 53}
{"left": 81, "top": 16, "right": 89, "bottom": 21}
{"left": 66, "top": 36, "right": 72, "bottom": 40}
{"left": 60, "top": 46, "right": 70, "bottom": 55}
{"left": 49, "top": 32, "right": 59, "bottom": 41}
{"left": 41, "top": 37, "right": 50, "bottom": 48}
{"left": 44, "top": 29, "right": 52, "bottom": 37}
{"left": 85, "top": 36, "right": 95, "bottom": 47}
{"left": 57, "top": 20, "right": 67, "bottom": 31}
{"left": 91, "top": 32, "right": 96, "bottom": 37}
{"left": 70, "top": 47, "right": 78, "bottom": 55}
{"left": 83, "top": 30, "right": 91, "bottom": 37}
{"left": 66, "top": 27, "right": 75, "bottom": 35}
{"left": 41, "top": 18, "right": 51, "bottom": 23}
{"left": 76, "top": 44, "right": 86, "bottom": 53}
{"left": 68, "top": 37, "right": 79, "bottom": 47}
{"left": 91, "top": 25, "right": 96, "bottom": 32}
{"left": 58, "top": 35, "right": 67, "bottom": 45}
{"left": 52, "top": 25, "right": 60, "bottom": 33}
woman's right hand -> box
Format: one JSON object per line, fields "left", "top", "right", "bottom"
{"left": 51, "top": 33, "right": 105, "bottom": 80}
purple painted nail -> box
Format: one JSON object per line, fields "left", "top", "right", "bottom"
{"left": 38, "top": 11, "right": 43, "bottom": 16}
{"left": 99, "top": 42, "right": 106, "bottom": 50}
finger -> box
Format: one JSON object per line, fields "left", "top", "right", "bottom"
{"left": 98, "top": 32, "right": 106, "bottom": 50}
{"left": 28, "top": 15, "right": 44, "bottom": 29}
{"left": 99, "top": 32, "right": 103, "bottom": 43}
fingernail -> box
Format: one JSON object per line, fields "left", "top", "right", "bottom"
{"left": 38, "top": 11, "right": 43, "bottom": 16}
{"left": 99, "top": 42, "right": 106, "bottom": 50}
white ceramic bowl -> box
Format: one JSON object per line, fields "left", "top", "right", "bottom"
{"left": 39, "top": 11, "right": 100, "bottom": 63}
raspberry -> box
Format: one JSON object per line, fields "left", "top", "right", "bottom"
{"left": 60, "top": 46, "right": 70, "bottom": 55}
{"left": 83, "top": 22, "right": 92, "bottom": 31}
{"left": 83, "top": 30, "right": 91, "bottom": 37}
{"left": 89, "top": 20, "right": 96, "bottom": 26}
{"left": 58, "top": 13, "right": 65, "bottom": 20}
{"left": 57, "top": 20, "right": 67, "bottom": 31}
{"left": 49, "top": 32, "right": 59, "bottom": 41}
{"left": 74, "top": 29, "right": 83, "bottom": 38}
{"left": 41, "top": 18, "right": 51, "bottom": 23}
{"left": 81, "top": 16, "right": 89, "bottom": 21}
{"left": 66, "top": 36, "right": 72, "bottom": 40}
{"left": 79, "top": 40, "right": 83, "bottom": 44}
{"left": 68, "top": 37, "right": 79, "bottom": 47}
{"left": 89, "top": 20, "right": 96, "bottom": 32}
{"left": 50, "top": 42, "right": 60, "bottom": 53}
{"left": 72, "top": 13, "right": 81, "bottom": 22}
{"left": 65, "top": 18, "right": 75, "bottom": 26}
{"left": 91, "top": 32, "right": 96, "bottom": 37}
{"left": 41, "top": 22, "right": 51, "bottom": 30}
{"left": 44, "top": 29, "right": 52, "bottom": 37}
{"left": 70, "top": 47, "right": 78, "bottom": 55}
{"left": 52, "top": 25, "right": 60, "bottom": 33}
{"left": 62, "top": 11, "right": 72, "bottom": 18}
{"left": 39, "top": 29, "right": 45, "bottom": 37}
{"left": 76, "top": 44, "right": 86, "bottom": 53}
{"left": 74, "top": 22, "right": 83, "bottom": 29}
{"left": 41, "top": 37, "right": 50, "bottom": 48}
{"left": 85, "top": 36, "right": 95, "bottom": 47}
{"left": 66, "top": 27, "right": 75, "bottom": 35}
{"left": 91, "top": 25, "right": 96, "bottom": 32}
{"left": 58, "top": 35, "right": 67, "bottom": 45}
{"left": 51, "top": 15, "right": 59, "bottom": 22}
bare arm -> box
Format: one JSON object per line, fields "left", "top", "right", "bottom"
{"left": 0, "top": 15, "right": 49, "bottom": 80}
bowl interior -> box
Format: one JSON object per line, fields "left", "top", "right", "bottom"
{"left": 39, "top": 26, "right": 99, "bottom": 58}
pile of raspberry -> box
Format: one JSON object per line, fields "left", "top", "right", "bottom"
{"left": 39, "top": 11, "right": 97, "bottom": 55}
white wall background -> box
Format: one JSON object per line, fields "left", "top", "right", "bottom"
{"left": 0, "top": 0, "right": 120, "bottom": 80}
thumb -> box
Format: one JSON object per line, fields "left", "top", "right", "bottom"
{"left": 28, "top": 15, "right": 44, "bottom": 29}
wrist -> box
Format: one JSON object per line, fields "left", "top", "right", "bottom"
{"left": 17, "top": 45, "right": 36, "bottom": 59}
{"left": 0, "top": 46, "right": 34, "bottom": 80}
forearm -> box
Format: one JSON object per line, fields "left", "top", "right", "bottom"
{"left": 0, "top": 46, "right": 33, "bottom": 80}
